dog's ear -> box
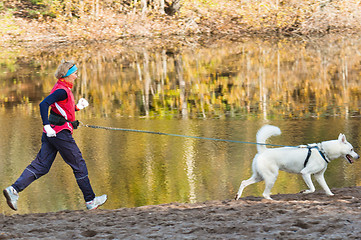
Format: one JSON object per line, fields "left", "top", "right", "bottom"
{"left": 338, "top": 133, "right": 347, "bottom": 143}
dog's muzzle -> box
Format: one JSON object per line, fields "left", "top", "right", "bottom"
{"left": 346, "top": 153, "right": 359, "bottom": 164}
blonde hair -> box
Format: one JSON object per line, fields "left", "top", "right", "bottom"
{"left": 55, "top": 60, "right": 76, "bottom": 79}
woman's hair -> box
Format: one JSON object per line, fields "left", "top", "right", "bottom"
{"left": 54, "top": 60, "right": 76, "bottom": 79}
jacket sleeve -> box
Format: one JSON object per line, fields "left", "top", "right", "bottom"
{"left": 39, "top": 89, "right": 67, "bottom": 125}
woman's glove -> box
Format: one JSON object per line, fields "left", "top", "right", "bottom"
{"left": 76, "top": 98, "right": 89, "bottom": 110}
{"left": 44, "top": 124, "right": 56, "bottom": 137}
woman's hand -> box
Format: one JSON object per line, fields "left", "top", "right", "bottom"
{"left": 44, "top": 124, "right": 56, "bottom": 137}
{"left": 77, "top": 98, "right": 89, "bottom": 110}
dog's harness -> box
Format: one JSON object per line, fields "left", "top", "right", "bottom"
{"left": 303, "top": 144, "right": 330, "bottom": 167}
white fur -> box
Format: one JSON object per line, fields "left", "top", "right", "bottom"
{"left": 235, "top": 125, "right": 359, "bottom": 200}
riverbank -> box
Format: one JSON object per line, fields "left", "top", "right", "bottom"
{"left": 1, "top": 186, "right": 360, "bottom": 239}
{"left": 2, "top": 0, "right": 361, "bottom": 51}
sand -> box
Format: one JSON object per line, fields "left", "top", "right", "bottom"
{"left": 1, "top": 186, "right": 361, "bottom": 239}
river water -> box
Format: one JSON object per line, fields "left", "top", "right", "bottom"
{"left": 1, "top": 35, "right": 361, "bottom": 214}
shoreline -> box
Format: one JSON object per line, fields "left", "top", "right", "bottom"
{"left": 1, "top": 186, "right": 360, "bottom": 239}
{"left": 2, "top": 1, "right": 361, "bottom": 52}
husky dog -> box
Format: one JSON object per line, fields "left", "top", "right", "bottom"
{"left": 235, "top": 125, "right": 359, "bottom": 200}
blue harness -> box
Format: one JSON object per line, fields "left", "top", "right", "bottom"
{"left": 304, "top": 145, "right": 329, "bottom": 167}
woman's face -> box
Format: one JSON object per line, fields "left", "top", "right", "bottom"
{"left": 66, "top": 71, "right": 78, "bottom": 83}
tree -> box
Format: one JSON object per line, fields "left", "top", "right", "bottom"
{"left": 137, "top": 0, "right": 181, "bottom": 16}
{"left": 164, "top": 0, "right": 181, "bottom": 16}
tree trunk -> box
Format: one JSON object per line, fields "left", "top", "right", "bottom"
{"left": 143, "top": 50, "right": 151, "bottom": 117}
{"left": 65, "top": 0, "right": 72, "bottom": 18}
{"left": 165, "top": 0, "right": 181, "bottom": 16}
{"left": 159, "top": 0, "right": 165, "bottom": 14}
{"left": 141, "top": 0, "right": 147, "bottom": 15}
{"left": 174, "top": 54, "right": 188, "bottom": 118}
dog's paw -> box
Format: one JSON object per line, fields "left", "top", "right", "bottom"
{"left": 235, "top": 194, "right": 239, "bottom": 200}
{"left": 326, "top": 192, "right": 334, "bottom": 196}
{"left": 262, "top": 194, "right": 273, "bottom": 200}
{"left": 300, "top": 189, "right": 314, "bottom": 194}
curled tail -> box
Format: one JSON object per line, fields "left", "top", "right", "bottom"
{"left": 256, "top": 125, "right": 281, "bottom": 153}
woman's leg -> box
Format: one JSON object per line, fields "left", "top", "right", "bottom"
{"left": 12, "top": 133, "right": 58, "bottom": 193}
{"left": 49, "top": 130, "right": 95, "bottom": 202}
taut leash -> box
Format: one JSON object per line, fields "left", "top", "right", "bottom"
{"left": 81, "top": 122, "right": 296, "bottom": 148}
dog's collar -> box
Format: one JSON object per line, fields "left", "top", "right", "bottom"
{"left": 303, "top": 144, "right": 330, "bottom": 167}
{"left": 317, "top": 143, "right": 330, "bottom": 163}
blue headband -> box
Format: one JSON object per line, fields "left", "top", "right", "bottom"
{"left": 63, "top": 65, "right": 78, "bottom": 78}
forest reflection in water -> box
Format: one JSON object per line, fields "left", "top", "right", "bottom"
{"left": 2, "top": 35, "right": 361, "bottom": 119}
{"left": 1, "top": 35, "right": 361, "bottom": 214}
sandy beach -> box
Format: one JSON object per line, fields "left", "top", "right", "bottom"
{"left": 1, "top": 186, "right": 360, "bottom": 239}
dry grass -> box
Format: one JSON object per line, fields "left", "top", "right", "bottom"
{"left": 1, "top": 0, "right": 361, "bottom": 44}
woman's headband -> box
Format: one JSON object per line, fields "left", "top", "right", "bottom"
{"left": 63, "top": 65, "right": 78, "bottom": 78}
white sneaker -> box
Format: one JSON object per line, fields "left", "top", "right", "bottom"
{"left": 86, "top": 194, "right": 107, "bottom": 210}
{"left": 3, "top": 186, "right": 19, "bottom": 211}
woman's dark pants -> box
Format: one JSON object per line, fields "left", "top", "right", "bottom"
{"left": 12, "top": 131, "right": 96, "bottom": 202}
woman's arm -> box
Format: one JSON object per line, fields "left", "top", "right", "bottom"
{"left": 39, "top": 89, "right": 67, "bottom": 125}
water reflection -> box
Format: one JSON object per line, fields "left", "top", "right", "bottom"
{"left": 2, "top": 35, "right": 361, "bottom": 119}
{"left": 1, "top": 36, "right": 361, "bottom": 215}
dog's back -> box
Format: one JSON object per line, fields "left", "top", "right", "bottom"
{"left": 256, "top": 125, "right": 281, "bottom": 153}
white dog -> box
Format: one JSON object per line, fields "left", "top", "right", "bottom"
{"left": 235, "top": 125, "right": 359, "bottom": 200}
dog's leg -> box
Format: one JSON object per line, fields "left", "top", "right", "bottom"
{"left": 235, "top": 175, "right": 261, "bottom": 200}
{"left": 262, "top": 174, "right": 278, "bottom": 200}
{"left": 257, "top": 163, "right": 279, "bottom": 200}
{"left": 314, "top": 170, "right": 334, "bottom": 196}
{"left": 301, "top": 173, "right": 315, "bottom": 194}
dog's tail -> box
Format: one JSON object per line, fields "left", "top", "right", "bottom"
{"left": 256, "top": 125, "right": 281, "bottom": 153}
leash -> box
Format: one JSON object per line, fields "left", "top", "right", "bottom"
{"left": 80, "top": 122, "right": 296, "bottom": 148}
{"left": 80, "top": 122, "right": 331, "bottom": 166}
